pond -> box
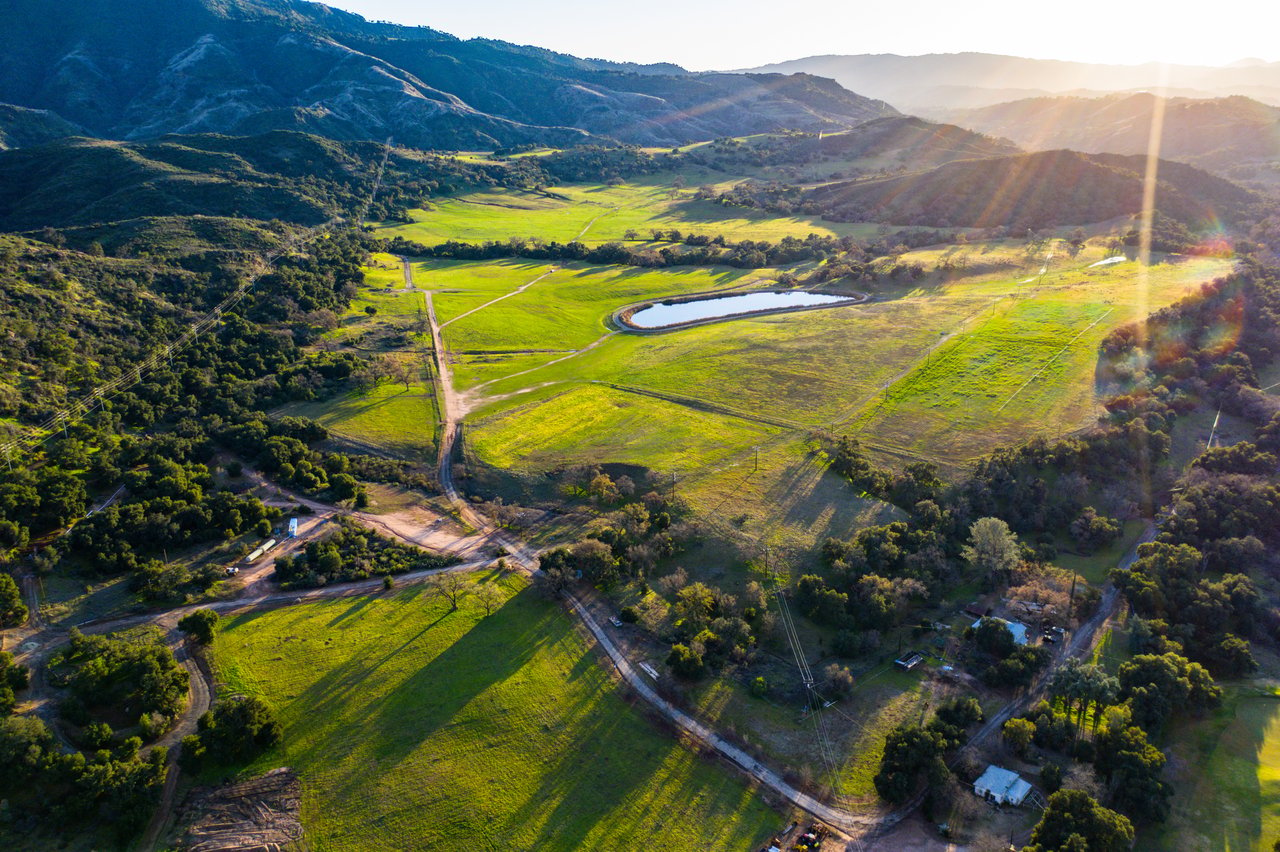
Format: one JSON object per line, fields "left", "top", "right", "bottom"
{"left": 624, "top": 290, "right": 859, "bottom": 329}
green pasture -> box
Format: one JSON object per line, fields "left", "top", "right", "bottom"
{"left": 282, "top": 380, "right": 438, "bottom": 461}
{"left": 212, "top": 576, "right": 780, "bottom": 851}
{"left": 467, "top": 383, "right": 784, "bottom": 475}
{"left": 447, "top": 242, "right": 1229, "bottom": 550}
{"left": 376, "top": 178, "right": 881, "bottom": 247}
{"left": 1154, "top": 687, "right": 1280, "bottom": 851}
{"left": 842, "top": 251, "right": 1233, "bottom": 468}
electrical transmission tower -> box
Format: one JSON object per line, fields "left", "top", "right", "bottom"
{"left": 774, "top": 590, "right": 841, "bottom": 789}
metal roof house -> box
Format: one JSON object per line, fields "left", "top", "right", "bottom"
{"left": 973, "top": 764, "right": 1032, "bottom": 806}
{"left": 971, "top": 616, "right": 1030, "bottom": 645}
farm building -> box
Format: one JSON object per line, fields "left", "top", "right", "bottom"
{"left": 894, "top": 652, "right": 924, "bottom": 671}
{"left": 973, "top": 765, "right": 1032, "bottom": 805}
{"left": 971, "top": 616, "right": 1029, "bottom": 645}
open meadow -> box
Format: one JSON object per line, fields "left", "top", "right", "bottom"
{"left": 1154, "top": 685, "right": 1280, "bottom": 851}
{"left": 212, "top": 575, "right": 782, "bottom": 851}
{"left": 375, "top": 174, "right": 883, "bottom": 247}
{"left": 319, "top": 234, "right": 1231, "bottom": 565}
{"left": 429, "top": 241, "right": 1231, "bottom": 557}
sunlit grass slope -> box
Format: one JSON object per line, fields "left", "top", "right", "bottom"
{"left": 377, "top": 178, "right": 881, "bottom": 246}
{"left": 214, "top": 577, "right": 780, "bottom": 851}
{"left": 1154, "top": 687, "right": 1280, "bottom": 851}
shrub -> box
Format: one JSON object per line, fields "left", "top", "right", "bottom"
{"left": 178, "top": 609, "right": 219, "bottom": 645}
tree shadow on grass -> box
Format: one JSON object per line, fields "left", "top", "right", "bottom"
{"left": 282, "top": 587, "right": 557, "bottom": 783}
{"left": 1166, "top": 692, "right": 1280, "bottom": 852}
{"left": 498, "top": 683, "right": 769, "bottom": 850}
{"left": 326, "top": 595, "right": 377, "bottom": 628}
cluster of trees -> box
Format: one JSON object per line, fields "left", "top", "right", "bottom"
{"left": 383, "top": 230, "right": 861, "bottom": 272}
{"left": 535, "top": 145, "right": 668, "bottom": 183}
{"left": 1114, "top": 540, "right": 1261, "bottom": 678}
{"left": 1006, "top": 646, "right": 1221, "bottom": 828}
{"left": 0, "top": 650, "right": 29, "bottom": 715}
{"left": 49, "top": 628, "right": 189, "bottom": 744}
{"left": 829, "top": 437, "right": 942, "bottom": 509}
{"left": 967, "top": 616, "right": 1050, "bottom": 688}
{"left": 180, "top": 695, "right": 281, "bottom": 772}
{"left": 273, "top": 518, "right": 457, "bottom": 589}
{"left": 540, "top": 467, "right": 683, "bottom": 592}
{"left": 1023, "top": 789, "right": 1134, "bottom": 852}
{"left": 0, "top": 714, "right": 169, "bottom": 841}
{"left": 661, "top": 578, "right": 767, "bottom": 679}
{"left": 793, "top": 569, "right": 926, "bottom": 636}
{"left": 874, "top": 697, "right": 983, "bottom": 816}
{"left": 178, "top": 608, "right": 220, "bottom": 645}
{"left": 0, "top": 572, "right": 27, "bottom": 625}
{"left": 63, "top": 456, "right": 275, "bottom": 600}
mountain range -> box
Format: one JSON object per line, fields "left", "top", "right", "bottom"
{"left": 0, "top": 0, "right": 897, "bottom": 150}
{"left": 739, "top": 53, "right": 1280, "bottom": 113}
{"left": 931, "top": 94, "right": 1280, "bottom": 181}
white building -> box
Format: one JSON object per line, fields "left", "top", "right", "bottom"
{"left": 971, "top": 616, "right": 1030, "bottom": 645}
{"left": 973, "top": 764, "right": 1032, "bottom": 806}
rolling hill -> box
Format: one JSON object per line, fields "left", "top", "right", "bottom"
{"left": 0, "top": 131, "right": 531, "bottom": 232}
{"left": 0, "top": 0, "right": 897, "bottom": 150}
{"left": 804, "top": 149, "right": 1256, "bottom": 229}
{"left": 933, "top": 94, "right": 1280, "bottom": 177}
{"left": 0, "top": 103, "right": 85, "bottom": 150}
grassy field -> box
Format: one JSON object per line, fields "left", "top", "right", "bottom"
{"left": 376, "top": 177, "right": 882, "bottom": 247}
{"left": 212, "top": 576, "right": 782, "bottom": 851}
{"left": 469, "top": 383, "right": 784, "bottom": 474}
{"left": 282, "top": 379, "right": 438, "bottom": 462}
{"left": 443, "top": 242, "right": 1229, "bottom": 557}
{"left": 842, "top": 250, "right": 1233, "bottom": 467}
{"left": 437, "top": 262, "right": 769, "bottom": 385}
{"left": 1154, "top": 686, "right": 1280, "bottom": 851}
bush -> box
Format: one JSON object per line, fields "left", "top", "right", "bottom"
{"left": 666, "top": 643, "right": 705, "bottom": 679}
{"left": 1041, "top": 762, "right": 1063, "bottom": 793}
{"left": 178, "top": 609, "right": 219, "bottom": 644}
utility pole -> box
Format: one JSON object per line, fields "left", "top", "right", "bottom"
{"left": 753, "top": 446, "right": 759, "bottom": 472}
{"left": 1067, "top": 570, "right": 1078, "bottom": 623}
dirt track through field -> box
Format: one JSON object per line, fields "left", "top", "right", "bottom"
{"left": 438, "top": 264, "right": 559, "bottom": 330}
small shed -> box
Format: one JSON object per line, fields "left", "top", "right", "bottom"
{"left": 973, "top": 765, "right": 1032, "bottom": 806}
{"left": 895, "top": 652, "right": 924, "bottom": 671}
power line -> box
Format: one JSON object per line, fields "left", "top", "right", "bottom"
{"left": 775, "top": 590, "right": 841, "bottom": 789}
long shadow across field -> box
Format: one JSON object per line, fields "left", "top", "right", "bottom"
{"left": 1168, "top": 692, "right": 1280, "bottom": 851}
{"left": 278, "top": 587, "right": 558, "bottom": 798}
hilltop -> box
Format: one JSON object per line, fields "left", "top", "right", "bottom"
{"left": 934, "top": 93, "right": 1280, "bottom": 180}
{"left": 804, "top": 148, "right": 1256, "bottom": 228}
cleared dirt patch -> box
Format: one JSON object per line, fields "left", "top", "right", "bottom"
{"left": 178, "top": 768, "right": 303, "bottom": 852}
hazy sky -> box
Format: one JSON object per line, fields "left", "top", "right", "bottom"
{"left": 327, "top": 0, "right": 1278, "bottom": 70}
